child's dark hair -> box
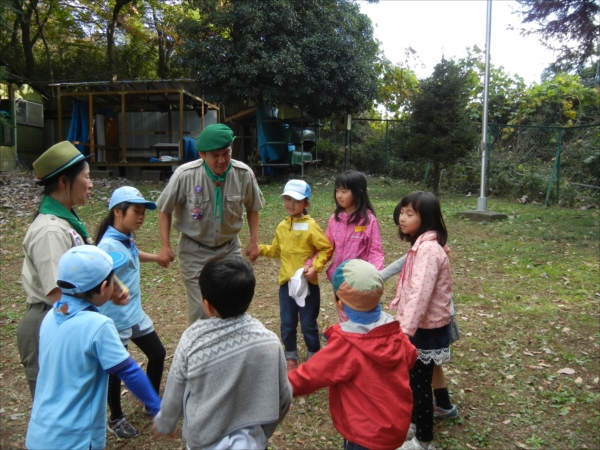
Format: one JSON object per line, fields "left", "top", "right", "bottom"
{"left": 57, "top": 270, "right": 114, "bottom": 301}
{"left": 95, "top": 201, "right": 132, "bottom": 243}
{"left": 393, "top": 191, "right": 447, "bottom": 246}
{"left": 333, "top": 170, "right": 374, "bottom": 225}
{"left": 199, "top": 256, "right": 255, "bottom": 319}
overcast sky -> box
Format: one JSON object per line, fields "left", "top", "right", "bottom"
{"left": 360, "top": 0, "right": 557, "bottom": 84}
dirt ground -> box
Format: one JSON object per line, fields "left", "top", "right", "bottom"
{"left": 1, "top": 170, "right": 599, "bottom": 450}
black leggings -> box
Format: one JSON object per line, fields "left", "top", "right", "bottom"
{"left": 410, "top": 358, "right": 435, "bottom": 443}
{"left": 108, "top": 331, "right": 166, "bottom": 421}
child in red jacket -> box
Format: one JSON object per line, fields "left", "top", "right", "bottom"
{"left": 288, "top": 259, "right": 417, "bottom": 450}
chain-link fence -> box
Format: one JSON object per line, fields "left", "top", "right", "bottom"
{"left": 485, "top": 124, "right": 599, "bottom": 205}
{"left": 317, "top": 118, "right": 599, "bottom": 206}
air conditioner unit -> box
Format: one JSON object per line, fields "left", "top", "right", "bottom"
{"left": 15, "top": 99, "right": 44, "bottom": 128}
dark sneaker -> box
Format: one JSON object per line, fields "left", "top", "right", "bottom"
{"left": 107, "top": 416, "right": 138, "bottom": 439}
{"left": 286, "top": 358, "right": 299, "bottom": 372}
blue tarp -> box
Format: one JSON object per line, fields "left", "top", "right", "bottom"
{"left": 256, "top": 104, "right": 288, "bottom": 163}
{"left": 183, "top": 136, "right": 198, "bottom": 162}
{"left": 66, "top": 100, "right": 90, "bottom": 154}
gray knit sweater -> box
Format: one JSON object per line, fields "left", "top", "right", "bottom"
{"left": 154, "top": 314, "right": 292, "bottom": 449}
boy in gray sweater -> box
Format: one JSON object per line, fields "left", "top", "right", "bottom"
{"left": 154, "top": 256, "right": 292, "bottom": 449}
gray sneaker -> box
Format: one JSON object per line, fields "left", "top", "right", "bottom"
{"left": 107, "top": 416, "right": 138, "bottom": 439}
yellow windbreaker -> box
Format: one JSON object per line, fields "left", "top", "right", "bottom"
{"left": 259, "top": 215, "right": 333, "bottom": 285}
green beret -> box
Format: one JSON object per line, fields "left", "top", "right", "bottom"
{"left": 195, "top": 124, "right": 236, "bottom": 152}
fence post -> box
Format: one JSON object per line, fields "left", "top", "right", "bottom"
{"left": 545, "top": 128, "right": 563, "bottom": 206}
{"left": 423, "top": 161, "right": 431, "bottom": 185}
{"left": 384, "top": 120, "right": 388, "bottom": 159}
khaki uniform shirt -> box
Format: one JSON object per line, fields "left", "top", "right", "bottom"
{"left": 156, "top": 159, "right": 264, "bottom": 247}
{"left": 21, "top": 214, "right": 84, "bottom": 305}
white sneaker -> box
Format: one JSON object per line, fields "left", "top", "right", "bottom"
{"left": 398, "top": 437, "right": 437, "bottom": 450}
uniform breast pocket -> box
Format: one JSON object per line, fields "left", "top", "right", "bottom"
{"left": 187, "top": 194, "right": 210, "bottom": 220}
{"left": 224, "top": 194, "right": 243, "bottom": 220}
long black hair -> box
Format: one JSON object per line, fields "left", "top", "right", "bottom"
{"left": 333, "top": 170, "right": 374, "bottom": 225}
{"left": 393, "top": 191, "right": 447, "bottom": 246}
{"left": 95, "top": 201, "right": 132, "bottom": 244}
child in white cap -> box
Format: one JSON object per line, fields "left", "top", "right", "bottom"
{"left": 288, "top": 259, "right": 417, "bottom": 450}
{"left": 255, "top": 180, "right": 333, "bottom": 371}
{"left": 95, "top": 186, "right": 169, "bottom": 438}
{"left": 25, "top": 246, "right": 161, "bottom": 450}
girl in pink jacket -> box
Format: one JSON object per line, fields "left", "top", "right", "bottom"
{"left": 309, "top": 171, "right": 384, "bottom": 323}
{"left": 391, "top": 191, "right": 452, "bottom": 450}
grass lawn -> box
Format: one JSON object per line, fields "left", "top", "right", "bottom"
{"left": 1, "top": 168, "right": 598, "bottom": 449}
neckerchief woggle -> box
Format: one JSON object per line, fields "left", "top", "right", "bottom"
{"left": 38, "top": 195, "right": 92, "bottom": 244}
{"left": 203, "top": 161, "right": 232, "bottom": 223}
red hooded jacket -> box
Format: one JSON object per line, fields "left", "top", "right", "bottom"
{"left": 288, "top": 318, "right": 417, "bottom": 450}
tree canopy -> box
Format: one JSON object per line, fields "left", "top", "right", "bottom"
{"left": 514, "top": 0, "right": 600, "bottom": 74}
{"left": 180, "top": 0, "right": 380, "bottom": 117}
{"left": 402, "top": 58, "right": 479, "bottom": 193}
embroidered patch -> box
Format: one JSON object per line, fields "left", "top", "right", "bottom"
{"left": 354, "top": 226, "right": 366, "bottom": 232}
{"left": 191, "top": 207, "right": 204, "bottom": 220}
{"left": 194, "top": 185, "right": 202, "bottom": 193}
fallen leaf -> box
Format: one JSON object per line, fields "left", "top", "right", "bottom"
{"left": 557, "top": 368, "right": 575, "bottom": 375}
{"left": 575, "top": 377, "right": 583, "bottom": 384}
{"left": 503, "top": 419, "right": 511, "bottom": 425}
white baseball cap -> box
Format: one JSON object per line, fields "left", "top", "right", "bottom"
{"left": 57, "top": 246, "right": 127, "bottom": 295}
{"left": 281, "top": 179, "right": 311, "bottom": 200}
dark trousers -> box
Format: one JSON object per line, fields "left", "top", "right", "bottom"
{"left": 108, "top": 331, "right": 165, "bottom": 420}
{"left": 343, "top": 439, "right": 369, "bottom": 450}
{"left": 410, "top": 358, "right": 435, "bottom": 442}
{"left": 278, "top": 283, "right": 320, "bottom": 359}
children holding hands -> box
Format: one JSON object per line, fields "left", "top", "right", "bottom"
{"left": 309, "top": 170, "right": 384, "bottom": 323}
{"left": 288, "top": 259, "right": 417, "bottom": 450}
{"left": 153, "top": 256, "right": 291, "bottom": 449}
{"left": 95, "top": 186, "right": 168, "bottom": 438}
{"left": 391, "top": 191, "right": 454, "bottom": 450}
{"left": 255, "top": 180, "right": 333, "bottom": 371}
{"left": 25, "top": 246, "right": 161, "bottom": 450}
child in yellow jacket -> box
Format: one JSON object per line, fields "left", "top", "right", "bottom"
{"left": 256, "top": 180, "right": 333, "bottom": 371}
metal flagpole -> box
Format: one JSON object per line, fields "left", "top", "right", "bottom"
{"left": 477, "top": 0, "right": 492, "bottom": 211}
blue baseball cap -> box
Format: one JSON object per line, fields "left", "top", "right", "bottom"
{"left": 108, "top": 186, "right": 157, "bottom": 211}
{"left": 281, "top": 179, "right": 311, "bottom": 200}
{"left": 57, "top": 246, "right": 127, "bottom": 295}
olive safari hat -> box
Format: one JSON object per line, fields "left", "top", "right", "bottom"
{"left": 33, "top": 141, "right": 93, "bottom": 185}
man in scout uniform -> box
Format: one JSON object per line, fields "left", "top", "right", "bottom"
{"left": 156, "top": 124, "right": 264, "bottom": 324}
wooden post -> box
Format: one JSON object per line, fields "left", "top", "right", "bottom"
{"left": 121, "top": 84, "right": 126, "bottom": 162}
{"left": 57, "top": 86, "right": 62, "bottom": 141}
{"left": 179, "top": 84, "right": 184, "bottom": 160}
{"left": 88, "top": 94, "right": 95, "bottom": 161}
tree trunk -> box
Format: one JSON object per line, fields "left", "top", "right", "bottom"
{"left": 13, "top": 0, "right": 38, "bottom": 77}
{"left": 107, "top": 0, "right": 133, "bottom": 80}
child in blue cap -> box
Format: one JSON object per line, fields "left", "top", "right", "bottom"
{"left": 25, "top": 246, "right": 161, "bottom": 450}
{"left": 288, "top": 259, "right": 417, "bottom": 450}
{"left": 95, "top": 186, "right": 168, "bottom": 439}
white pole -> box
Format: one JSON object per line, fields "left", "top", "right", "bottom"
{"left": 478, "top": 0, "right": 492, "bottom": 211}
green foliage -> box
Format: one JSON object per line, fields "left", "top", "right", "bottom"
{"left": 459, "top": 46, "right": 527, "bottom": 124}
{"left": 515, "top": 0, "right": 600, "bottom": 74}
{"left": 402, "top": 58, "right": 479, "bottom": 192}
{"left": 375, "top": 49, "right": 420, "bottom": 119}
{"left": 315, "top": 138, "right": 343, "bottom": 168}
{"left": 509, "top": 73, "right": 600, "bottom": 126}
{"left": 180, "top": 0, "right": 379, "bottom": 117}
